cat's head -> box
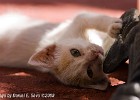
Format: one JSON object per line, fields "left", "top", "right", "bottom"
{"left": 28, "top": 38, "right": 110, "bottom": 90}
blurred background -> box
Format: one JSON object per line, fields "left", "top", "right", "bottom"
{"left": 0, "top": 0, "right": 139, "bottom": 22}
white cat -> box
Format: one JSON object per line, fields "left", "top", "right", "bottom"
{"left": 0, "top": 12, "right": 122, "bottom": 90}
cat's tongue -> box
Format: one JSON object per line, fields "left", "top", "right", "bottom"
{"left": 109, "top": 77, "right": 125, "bottom": 86}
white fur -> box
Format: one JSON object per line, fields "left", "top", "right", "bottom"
{"left": 0, "top": 12, "right": 122, "bottom": 90}
{"left": 0, "top": 12, "right": 121, "bottom": 69}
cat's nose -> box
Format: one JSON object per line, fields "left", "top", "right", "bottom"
{"left": 93, "top": 44, "right": 104, "bottom": 55}
{"left": 91, "top": 50, "right": 99, "bottom": 60}
{"left": 87, "top": 49, "right": 103, "bottom": 61}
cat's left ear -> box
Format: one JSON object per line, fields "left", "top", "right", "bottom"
{"left": 28, "top": 44, "right": 56, "bottom": 68}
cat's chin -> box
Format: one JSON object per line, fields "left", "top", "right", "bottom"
{"left": 81, "top": 81, "right": 110, "bottom": 90}
{"left": 81, "top": 76, "right": 110, "bottom": 90}
{"left": 88, "top": 83, "right": 109, "bottom": 90}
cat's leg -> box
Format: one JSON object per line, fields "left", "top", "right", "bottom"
{"left": 67, "top": 12, "right": 122, "bottom": 39}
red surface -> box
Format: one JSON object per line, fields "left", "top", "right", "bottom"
{"left": 0, "top": 64, "right": 128, "bottom": 100}
{"left": 0, "top": 1, "right": 134, "bottom": 100}
{"left": 0, "top": 0, "right": 137, "bottom": 22}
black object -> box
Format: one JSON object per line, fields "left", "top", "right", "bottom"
{"left": 103, "top": 8, "right": 140, "bottom": 73}
{"left": 111, "top": 22, "right": 140, "bottom": 100}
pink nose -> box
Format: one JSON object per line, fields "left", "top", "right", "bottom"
{"left": 91, "top": 50, "right": 100, "bottom": 60}
{"left": 93, "top": 44, "right": 104, "bottom": 55}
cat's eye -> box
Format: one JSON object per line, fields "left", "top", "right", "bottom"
{"left": 87, "top": 66, "right": 93, "bottom": 78}
{"left": 70, "top": 49, "right": 81, "bottom": 57}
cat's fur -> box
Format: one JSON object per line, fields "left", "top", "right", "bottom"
{"left": 0, "top": 12, "right": 122, "bottom": 90}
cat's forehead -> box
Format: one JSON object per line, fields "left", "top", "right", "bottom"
{"left": 57, "top": 38, "right": 91, "bottom": 48}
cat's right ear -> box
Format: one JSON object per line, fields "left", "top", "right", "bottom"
{"left": 28, "top": 44, "right": 56, "bottom": 68}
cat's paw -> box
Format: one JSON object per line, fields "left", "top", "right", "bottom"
{"left": 108, "top": 18, "right": 122, "bottom": 38}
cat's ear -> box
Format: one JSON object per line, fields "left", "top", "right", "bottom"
{"left": 28, "top": 44, "right": 56, "bottom": 68}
